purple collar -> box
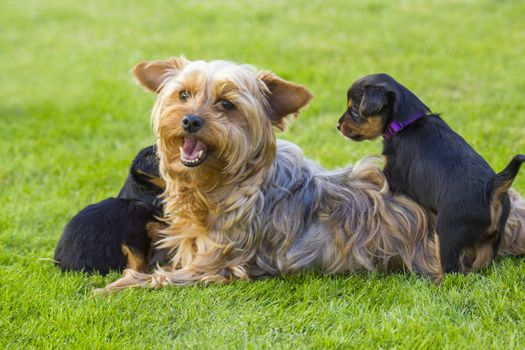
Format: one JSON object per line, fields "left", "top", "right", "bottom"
{"left": 383, "top": 112, "right": 426, "bottom": 140}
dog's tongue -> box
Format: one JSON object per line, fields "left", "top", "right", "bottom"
{"left": 182, "top": 138, "right": 207, "bottom": 160}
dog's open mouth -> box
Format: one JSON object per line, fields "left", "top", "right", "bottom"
{"left": 180, "top": 137, "right": 208, "bottom": 167}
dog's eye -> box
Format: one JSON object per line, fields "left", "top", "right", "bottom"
{"left": 349, "top": 107, "right": 366, "bottom": 122}
{"left": 179, "top": 91, "right": 190, "bottom": 101}
{"left": 219, "top": 99, "right": 234, "bottom": 110}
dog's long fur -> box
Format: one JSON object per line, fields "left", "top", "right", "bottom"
{"left": 501, "top": 189, "right": 525, "bottom": 255}
{"left": 98, "top": 59, "right": 525, "bottom": 293}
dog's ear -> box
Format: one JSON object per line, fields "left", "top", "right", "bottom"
{"left": 390, "top": 82, "right": 430, "bottom": 123}
{"left": 133, "top": 57, "right": 189, "bottom": 93}
{"left": 258, "top": 71, "right": 313, "bottom": 130}
{"left": 357, "top": 74, "right": 430, "bottom": 124}
{"left": 359, "top": 86, "right": 389, "bottom": 117}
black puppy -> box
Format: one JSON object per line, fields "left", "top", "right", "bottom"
{"left": 54, "top": 145, "right": 167, "bottom": 275}
{"left": 338, "top": 73, "right": 525, "bottom": 274}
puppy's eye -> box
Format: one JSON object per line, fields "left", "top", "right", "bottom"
{"left": 349, "top": 107, "right": 365, "bottom": 122}
{"left": 179, "top": 90, "right": 190, "bottom": 101}
{"left": 219, "top": 99, "right": 234, "bottom": 110}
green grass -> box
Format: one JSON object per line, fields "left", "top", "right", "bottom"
{"left": 2, "top": 0, "right": 525, "bottom": 348}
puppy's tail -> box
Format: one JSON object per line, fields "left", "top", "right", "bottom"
{"left": 491, "top": 155, "right": 525, "bottom": 199}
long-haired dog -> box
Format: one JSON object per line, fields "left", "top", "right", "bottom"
{"left": 337, "top": 74, "right": 525, "bottom": 273}
{"left": 55, "top": 145, "right": 167, "bottom": 275}
{"left": 97, "top": 58, "right": 452, "bottom": 293}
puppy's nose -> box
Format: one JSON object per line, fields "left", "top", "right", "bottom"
{"left": 336, "top": 123, "right": 341, "bottom": 131}
{"left": 182, "top": 115, "right": 204, "bottom": 133}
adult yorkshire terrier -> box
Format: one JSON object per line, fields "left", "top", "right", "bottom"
{"left": 337, "top": 74, "right": 525, "bottom": 273}
{"left": 98, "top": 57, "right": 448, "bottom": 293}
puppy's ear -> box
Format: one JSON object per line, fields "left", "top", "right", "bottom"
{"left": 357, "top": 74, "right": 430, "bottom": 124}
{"left": 258, "top": 71, "right": 313, "bottom": 130}
{"left": 359, "top": 86, "right": 389, "bottom": 117}
{"left": 133, "top": 57, "right": 189, "bottom": 93}
{"left": 391, "top": 82, "right": 430, "bottom": 123}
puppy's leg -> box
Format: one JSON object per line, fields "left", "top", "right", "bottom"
{"left": 438, "top": 241, "right": 461, "bottom": 273}
{"left": 471, "top": 243, "right": 495, "bottom": 270}
{"left": 121, "top": 244, "right": 148, "bottom": 272}
{"left": 436, "top": 219, "right": 465, "bottom": 273}
{"left": 460, "top": 243, "right": 494, "bottom": 272}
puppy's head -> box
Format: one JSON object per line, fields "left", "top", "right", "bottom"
{"left": 337, "top": 74, "right": 429, "bottom": 141}
{"left": 129, "top": 145, "right": 165, "bottom": 190}
{"left": 133, "top": 57, "right": 312, "bottom": 181}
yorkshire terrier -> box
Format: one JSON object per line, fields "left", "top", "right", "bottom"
{"left": 54, "top": 145, "right": 167, "bottom": 275}
{"left": 96, "top": 57, "right": 458, "bottom": 294}
{"left": 337, "top": 73, "right": 525, "bottom": 273}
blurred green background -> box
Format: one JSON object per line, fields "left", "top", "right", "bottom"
{"left": 1, "top": 0, "right": 525, "bottom": 348}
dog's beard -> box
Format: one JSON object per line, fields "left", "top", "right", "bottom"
{"left": 159, "top": 131, "right": 251, "bottom": 176}
{"left": 156, "top": 108, "right": 274, "bottom": 182}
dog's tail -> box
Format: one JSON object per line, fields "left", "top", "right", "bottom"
{"left": 491, "top": 155, "right": 525, "bottom": 200}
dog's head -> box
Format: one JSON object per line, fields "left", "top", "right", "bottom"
{"left": 133, "top": 57, "right": 312, "bottom": 180}
{"left": 129, "top": 145, "right": 164, "bottom": 190}
{"left": 118, "top": 145, "right": 165, "bottom": 210}
{"left": 337, "top": 74, "right": 430, "bottom": 141}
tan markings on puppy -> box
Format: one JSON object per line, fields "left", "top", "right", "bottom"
{"left": 347, "top": 99, "right": 353, "bottom": 109}
{"left": 471, "top": 243, "right": 494, "bottom": 270}
{"left": 146, "top": 221, "right": 167, "bottom": 241}
{"left": 492, "top": 179, "right": 513, "bottom": 201}
{"left": 338, "top": 115, "right": 356, "bottom": 138}
{"left": 484, "top": 190, "right": 506, "bottom": 256}
{"left": 340, "top": 114, "right": 385, "bottom": 140}
{"left": 136, "top": 170, "right": 166, "bottom": 188}
{"left": 354, "top": 115, "right": 384, "bottom": 139}
{"left": 121, "top": 244, "right": 148, "bottom": 272}
{"left": 460, "top": 242, "right": 494, "bottom": 272}
{"left": 148, "top": 177, "right": 166, "bottom": 188}
{"left": 489, "top": 180, "right": 512, "bottom": 235}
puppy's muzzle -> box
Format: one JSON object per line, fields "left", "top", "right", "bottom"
{"left": 182, "top": 114, "right": 204, "bottom": 133}
{"left": 336, "top": 114, "right": 346, "bottom": 131}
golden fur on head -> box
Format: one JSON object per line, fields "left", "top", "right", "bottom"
{"left": 97, "top": 58, "right": 525, "bottom": 293}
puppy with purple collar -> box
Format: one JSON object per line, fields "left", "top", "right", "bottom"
{"left": 338, "top": 73, "right": 525, "bottom": 274}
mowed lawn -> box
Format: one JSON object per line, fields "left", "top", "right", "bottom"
{"left": 2, "top": 0, "right": 525, "bottom": 348}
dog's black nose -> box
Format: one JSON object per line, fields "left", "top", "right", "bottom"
{"left": 182, "top": 115, "right": 204, "bottom": 133}
{"left": 336, "top": 123, "right": 341, "bottom": 131}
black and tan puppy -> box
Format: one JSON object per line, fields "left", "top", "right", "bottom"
{"left": 337, "top": 73, "right": 525, "bottom": 274}
{"left": 54, "top": 145, "right": 167, "bottom": 275}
